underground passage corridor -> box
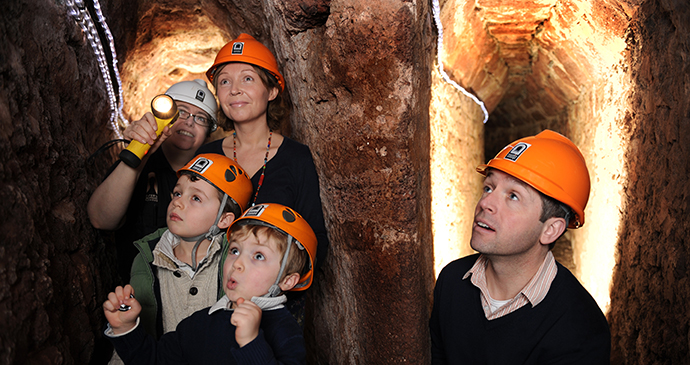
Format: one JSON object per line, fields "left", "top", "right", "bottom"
{"left": 1, "top": 0, "right": 689, "bottom": 363}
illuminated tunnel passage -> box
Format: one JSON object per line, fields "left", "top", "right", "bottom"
{"left": 431, "top": 0, "right": 630, "bottom": 318}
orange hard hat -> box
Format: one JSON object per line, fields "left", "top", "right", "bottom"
{"left": 177, "top": 153, "right": 253, "bottom": 211}
{"left": 206, "top": 33, "right": 285, "bottom": 91}
{"left": 476, "top": 130, "right": 591, "bottom": 228}
{"left": 231, "top": 203, "right": 317, "bottom": 291}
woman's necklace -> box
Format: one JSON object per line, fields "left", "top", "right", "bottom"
{"left": 233, "top": 129, "right": 272, "bottom": 206}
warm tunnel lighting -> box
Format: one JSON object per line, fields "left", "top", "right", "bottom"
{"left": 573, "top": 122, "right": 627, "bottom": 313}
{"left": 570, "top": 58, "right": 631, "bottom": 313}
{"left": 113, "top": 0, "right": 629, "bottom": 316}
{"left": 119, "top": 20, "right": 227, "bottom": 122}
{"left": 430, "top": 66, "right": 484, "bottom": 275}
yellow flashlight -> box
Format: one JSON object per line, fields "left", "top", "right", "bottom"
{"left": 119, "top": 94, "right": 179, "bottom": 168}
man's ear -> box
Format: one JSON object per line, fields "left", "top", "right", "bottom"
{"left": 217, "top": 212, "right": 235, "bottom": 230}
{"left": 278, "top": 273, "right": 300, "bottom": 292}
{"left": 540, "top": 217, "right": 567, "bottom": 246}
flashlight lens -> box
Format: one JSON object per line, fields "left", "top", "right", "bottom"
{"left": 152, "top": 95, "right": 174, "bottom": 114}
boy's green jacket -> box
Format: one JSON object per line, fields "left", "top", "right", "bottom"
{"left": 129, "top": 228, "right": 230, "bottom": 338}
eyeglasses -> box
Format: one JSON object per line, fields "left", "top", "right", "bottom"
{"left": 178, "top": 109, "right": 212, "bottom": 128}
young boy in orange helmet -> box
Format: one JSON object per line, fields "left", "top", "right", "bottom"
{"left": 103, "top": 203, "right": 317, "bottom": 364}
{"left": 106, "top": 153, "right": 253, "bottom": 364}
{"left": 125, "top": 153, "right": 253, "bottom": 340}
{"left": 430, "top": 130, "right": 610, "bottom": 364}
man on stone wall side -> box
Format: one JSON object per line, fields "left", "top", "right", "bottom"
{"left": 430, "top": 130, "right": 611, "bottom": 364}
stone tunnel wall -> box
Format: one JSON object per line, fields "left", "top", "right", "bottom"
{"left": 607, "top": 0, "right": 690, "bottom": 363}
{"left": 262, "top": 0, "right": 437, "bottom": 362}
{"left": 429, "top": 67, "right": 485, "bottom": 274}
{"left": 0, "top": 0, "right": 132, "bottom": 363}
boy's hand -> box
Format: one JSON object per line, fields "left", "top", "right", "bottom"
{"left": 123, "top": 112, "right": 172, "bottom": 153}
{"left": 103, "top": 285, "right": 141, "bottom": 335}
{"left": 231, "top": 298, "right": 261, "bottom": 347}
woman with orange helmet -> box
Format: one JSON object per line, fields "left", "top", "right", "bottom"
{"left": 430, "top": 130, "right": 610, "bottom": 364}
{"left": 196, "top": 34, "right": 329, "bottom": 325}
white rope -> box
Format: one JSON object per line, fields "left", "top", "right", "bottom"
{"left": 65, "top": 0, "right": 129, "bottom": 138}
{"left": 431, "top": 0, "right": 489, "bottom": 124}
{"left": 91, "top": 0, "right": 129, "bottom": 131}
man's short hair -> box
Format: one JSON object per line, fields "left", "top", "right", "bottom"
{"left": 539, "top": 192, "right": 574, "bottom": 249}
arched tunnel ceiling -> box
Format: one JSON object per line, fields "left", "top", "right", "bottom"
{"left": 439, "top": 0, "right": 630, "bottom": 129}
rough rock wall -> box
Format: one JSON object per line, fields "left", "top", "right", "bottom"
{"left": 608, "top": 0, "right": 690, "bottom": 363}
{"left": 261, "top": 0, "right": 436, "bottom": 363}
{"left": 119, "top": 0, "right": 262, "bottom": 121}
{"left": 0, "top": 0, "right": 135, "bottom": 363}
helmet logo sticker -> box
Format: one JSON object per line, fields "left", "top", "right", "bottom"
{"left": 232, "top": 42, "right": 244, "bottom": 55}
{"left": 188, "top": 157, "right": 213, "bottom": 174}
{"left": 505, "top": 142, "right": 531, "bottom": 162}
{"left": 243, "top": 204, "right": 267, "bottom": 217}
{"left": 195, "top": 89, "right": 205, "bottom": 102}
{"left": 282, "top": 209, "right": 296, "bottom": 223}
{"left": 224, "top": 166, "right": 237, "bottom": 182}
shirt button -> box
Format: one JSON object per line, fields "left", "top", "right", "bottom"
{"left": 189, "top": 287, "right": 198, "bottom": 295}
{"left": 173, "top": 271, "right": 182, "bottom": 278}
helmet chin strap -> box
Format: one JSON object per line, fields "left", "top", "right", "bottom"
{"left": 174, "top": 194, "right": 229, "bottom": 272}
{"left": 263, "top": 234, "right": 294, "bottom": 298}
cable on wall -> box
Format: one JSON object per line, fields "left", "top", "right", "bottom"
{"left": 431, "top": 0, "right": 489, "bottom": 124}
{"left": 66, "top": 0, "right": 129, "bottom": 138}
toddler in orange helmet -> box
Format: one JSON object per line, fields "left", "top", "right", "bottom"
{"left": 103, "top": 203, "right": 316, "bottom": 364}
{"left": 430, "top": 130, "right": 610, "bottom": 364}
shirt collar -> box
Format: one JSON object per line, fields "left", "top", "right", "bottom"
{"left": 208, "top": 295, "right": 287, "bottom": 314}
{"left": 153, "top": 230, "right": 223, "bottom": 277}
{"left": 521, "top": 251, "right": 557, "bottom": 306}
{"left": 463, "top": 251, "right": 557, "bottom": 307}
